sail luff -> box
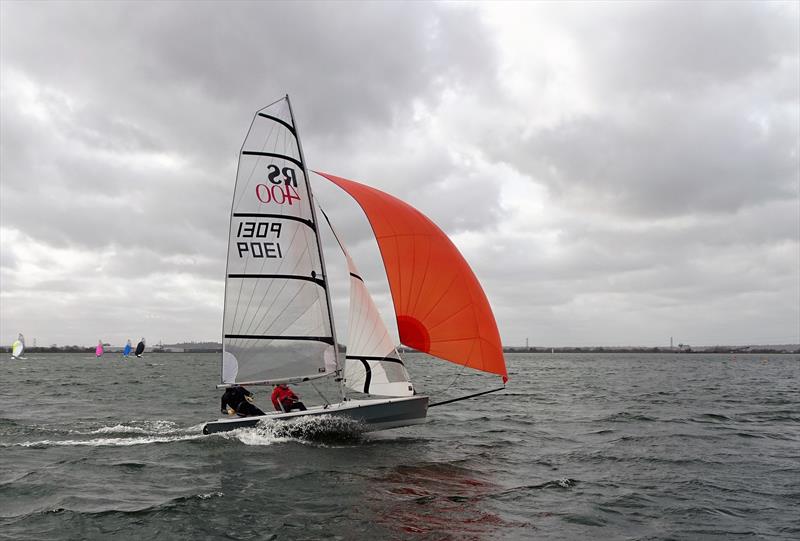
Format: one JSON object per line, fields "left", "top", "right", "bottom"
{"left": 220, "top": 109, "right": 260, "bottom": 384}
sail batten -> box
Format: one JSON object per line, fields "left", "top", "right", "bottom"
{"left": 224, "top": 334, "right": 334, "bottom": 343}
{"left": 256, "top": 113, "right": 297, "bottom": 134}
{"left": 241, "top": 151, "right": 304, "bottom": 170}
{"left": 232, "top": 213, "right": 316, "bottom": 229}
{"left": 315, "top": 171, "right": 508, "bottom": 383}
{"left": 227, "top": 274, "right": 327, "bottom": 288}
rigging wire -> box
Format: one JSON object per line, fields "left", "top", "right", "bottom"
{"left": 309, "top": 379, "right": 331, "bottom": 407}
{"left": 420, "top": 355, "right": 470, "bottom": 397}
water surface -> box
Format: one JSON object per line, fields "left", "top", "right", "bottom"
{"left": 1, "top": 352, "right": 798, "bottom": 539}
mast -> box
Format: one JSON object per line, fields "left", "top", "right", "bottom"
{"left": 285, "top": 95, "right": 344, "bottom": 401}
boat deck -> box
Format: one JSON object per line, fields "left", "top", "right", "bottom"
{"left": 202, "top": 395, "right": 429, "bottom": 434}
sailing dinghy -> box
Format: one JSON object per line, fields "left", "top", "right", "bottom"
{"left": 122, "top": 339, "right": 132, "bottom": 357}
{"left": 11, "top": 334, "right": 25, "bottom": 359}
{"left": 96, "top": 341, "right": 104, "bottom": 358}
{"left": 135, "top": 338, "right": 145, "bottom": 358}
{"left": 202, "top": 96, "right": 507, "bottom": 435}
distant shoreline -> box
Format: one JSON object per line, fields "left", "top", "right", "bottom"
{"left": 3, "top": 345, "right": 799, "bottom": 354}
{"left": 500, "top": 346, "right": 800, "bottom": 354}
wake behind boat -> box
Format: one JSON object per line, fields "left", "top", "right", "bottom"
{"left": 202, "top": 95, "right": 507, "bottom": 435}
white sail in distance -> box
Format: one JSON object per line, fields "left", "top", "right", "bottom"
{"left": 11, "top": 334, "right": 24, "bottom": 358}
{"left": 221, "top": 97, "right": 338, "bottom": 385}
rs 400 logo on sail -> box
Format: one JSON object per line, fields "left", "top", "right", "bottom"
{"left": 256, "top": 165, "right": 301, "bottom": 205}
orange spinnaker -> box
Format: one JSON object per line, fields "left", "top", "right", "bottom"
{"left": 315, "top": 171, "right": 508, "bottom": 383}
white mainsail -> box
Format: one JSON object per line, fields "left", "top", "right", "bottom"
{"left": 221, "top": 96, "right": 339, "bottom": 385}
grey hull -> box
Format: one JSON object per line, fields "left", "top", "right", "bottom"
{"left": 202, "top": 395, "right": 429, "bottom": 435}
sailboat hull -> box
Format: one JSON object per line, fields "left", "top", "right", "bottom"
{"left": 202, "top": 395, "right": 429, "bottom": 435}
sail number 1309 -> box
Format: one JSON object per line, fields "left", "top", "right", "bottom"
{"left": 236, "top": 221, "right": 283, "bottom": 259}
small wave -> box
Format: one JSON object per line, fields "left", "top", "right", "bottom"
{"left": 113, "top": 462, "right": 147, "bottom": 469}
{"left": 498, "top": 478, "right": 578, "bottom": 497}
{"left": 224, "top": 415, "right": 365, "bottom": 446}
{"left": 65, "top": 419, "right": 203, "bottom": 437}
{"left": 222, "top": 427, "right": 286, "bottom": 446}
{"left": 736, "top": 410, "right": 800, "bottom": 423}
{"left": 601, "top": 412, "right": 657, "bottom": 422}
{"left": 563, "top": 513, "right": 607, "bottom": 526}
{"left": 694, "top": 413, "right": 731, "bottom": 423}
{"left": 9, "top": 433, "right": 205, "bottom": 448}
{"left": 86, "top": 420, "right": 181, "bottom": 435}
{"left": 733, "top": 431, "right": 765, "bottom": 439}
{"left": 30, "top": 491, "right": 226, "bottom": 519}
{"left": 532, "top": 478, "right": 577, "bottom": 489}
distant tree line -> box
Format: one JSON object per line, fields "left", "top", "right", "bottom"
{"left": 502, "top": 346, "right": 800, "bottom": 354}
{"left": 6, "top": 344, "right": 799, "bottom": 354}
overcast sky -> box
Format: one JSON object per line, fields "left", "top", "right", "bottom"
{"left": 1, "top": 1, "right": 798, "bottom": 348}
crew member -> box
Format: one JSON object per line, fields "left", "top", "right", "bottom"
{"left": 270, "top": 383, "right": 307, "bottom": 412}
{"left": 220, "top": 386, "right": 265, "bottom": 417}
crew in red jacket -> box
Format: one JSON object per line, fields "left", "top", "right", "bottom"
{"left": 271, "top": 384, "right": 307, "bottom": 412}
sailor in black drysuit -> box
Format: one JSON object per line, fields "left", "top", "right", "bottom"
{"left": 220, "top": 386, "right": 265, "bottom": 417}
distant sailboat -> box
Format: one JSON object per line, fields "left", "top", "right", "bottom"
{"left": 135, "top": 338, "right": 145, "bottom": 358}
{"left": 11, "top": 333, "right": 25, "bottom": 359}
{"left": 122, "top": 339, "right": 132, "bottom": 357}
{"left": 95, "top": 341, "right": 104, "bottom": 358}
{"left": 202, "top": 96, "right": 507, "bottom": 435}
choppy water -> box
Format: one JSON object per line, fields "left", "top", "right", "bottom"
{"left": 1, "top": 352, "right": 798, "bottom": 540}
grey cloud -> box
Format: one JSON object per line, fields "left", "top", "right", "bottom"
{"left": 1, "top": 1, "right": 796, "bottom": 347}
{"left": 1, "top": 0, "right": 499, "bottom": 264}
{"left": 492, "top": 85, "right": 797, "bottom": 219}
{"left": 2, "top": 2, "right": 497, "bottom": 139}
{"left": 477, "top": 2, "right": 799, "bottom": 222}
{"left": 567, "top": 2, "right": 799, "bottom": 94}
